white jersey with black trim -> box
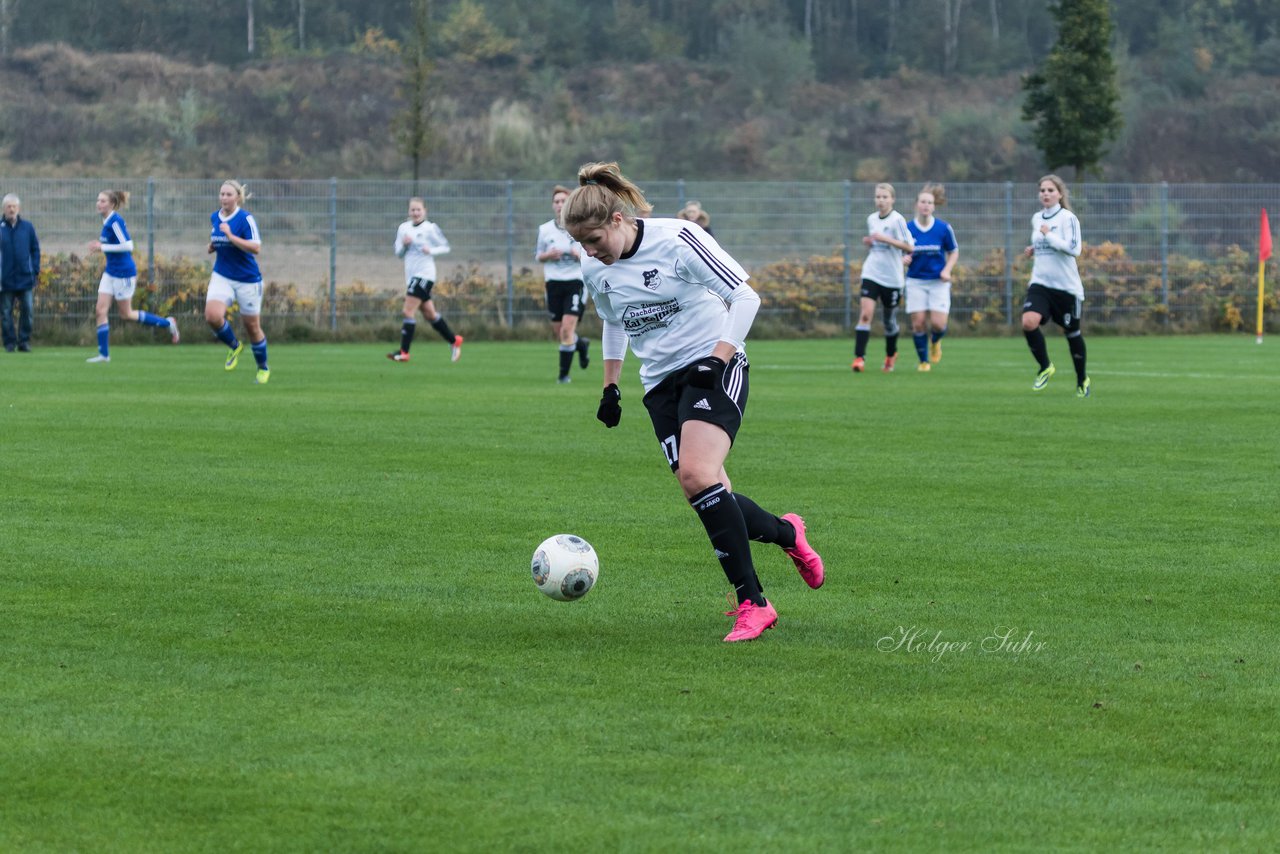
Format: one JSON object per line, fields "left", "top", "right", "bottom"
{"left": 536, "top": 219, "right": 583, "bottom": 281}
{"left": 583, "top": 218, "right": 759, "bottom": 392}
{"left": 394, "top": 218, "right": 451, "bottom": 284}
{"left": 1029, "top": 205, "right": 1083, "bottom": 299}
{"left": 862, "top": 210, "right": 914, "bottom": 288}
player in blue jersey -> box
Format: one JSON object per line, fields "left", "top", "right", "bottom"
{"left": 204, "top": 180, "right": 270, "bottom": 384}
{"left": 1021, "top": 174, "right": 1090, "bottom": 397}
{"left": 85, "top": 190, "right": 179, "bottom": 363}
{"left": 563, "top": 162, "right": 825, "bottom": 644}
{"left": 536, "top": 185, "right": 589, "bottom": 382}
{"left": 852, "top": 183, "right": 914, "bottom": 373}
{"left": 904, "top": 183, "right": 959, "bottom": 372}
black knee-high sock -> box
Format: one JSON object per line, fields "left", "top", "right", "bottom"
{"left": 1024, "top": 328, "right": 1050, "bottom": 370}
{"left": 854, "top": 326, "right": 870, "bottom": 358}
{"left": 690, "top": 484, "right": 764, "bottom": 606}
{"left": 884, "top": 306, "right": 900, "bottom": 357}
{"left": 558, "top": 345, "right": 574, "bottom": 378}
{"left": 400, "top": 318, "right": 417, "bottom": 353}
{"left": 1067, "top": 332, "right": 1087, "bottom": 383}
{"left": 885, "top": 333, "right": 899, "bottom": 358}
{"left": 733, "top": 493, "right": 796, "bottom": 549}
{"left": 431, "top": 316, "right": 456, "bottom": 343}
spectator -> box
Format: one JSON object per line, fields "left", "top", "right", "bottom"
{"left": 1, "top": 194, "right": 41, "bottom": 353}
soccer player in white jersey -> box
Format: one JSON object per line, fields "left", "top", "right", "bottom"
{"left": 1021, "top": 174, "right": 1090, "bottom": 397}
{"left": 536, "top": 185, "right": 589, "bottom": 382}
{"left": 852, "top": 183, "right": 914, "bottom": 373}
{"left": 904, "top": 183, "right": 959, "bottom": 372}
{"left": 563, "top": 161, "right": 825, "bottom": 644}
{"left": 387, "top": 197, "right": 462, "bottom": 363}
{"left": 85, "top": 189, "right": 179, "bottom": 363}
{"left": 204, "top": 180, "right": 270, "bottom": 384}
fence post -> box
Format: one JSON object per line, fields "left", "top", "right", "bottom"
{"left": 1160, "top": 181, "right": 1169, "bottom": 322}
{"left": 329, "top": 177, "right": 338, "bottom": 332}
{"left": 843, "top": 180, "right": 852, "bottom": 330}
{"left": 146, "top": 177, "right": 155, "bottom": 289}
{"left": 506, "top": 179, "right": 515, "bottom": 327}
{"left": 677, "top": 178, "right": 686, "bottom": 209}
{"left": 1004, "top": 181, "right": 1014, "bottom": 325}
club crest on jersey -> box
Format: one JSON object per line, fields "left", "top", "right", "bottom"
{"left": 642, "top": 269, "right": 661, "bottom": 290}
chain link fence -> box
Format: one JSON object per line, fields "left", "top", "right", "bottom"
{"left": 8, "top": 178, "right": 1278, "bottom": 340}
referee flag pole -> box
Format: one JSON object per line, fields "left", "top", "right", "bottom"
{"left": 1259, "top": 208, "right": 1273, "bottom": 344}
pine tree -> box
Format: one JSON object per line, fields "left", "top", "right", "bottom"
{"left": 1021, "top": 0, "right": 1123, "bottom": 179}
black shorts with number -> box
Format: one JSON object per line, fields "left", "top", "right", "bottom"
{"left": 642, "top": 353, "right": 749, "bottom": 472}
{"left": 1023, "top": 284, "right": 1082, "bottom": 333}
{"left": 406, "top": 277, "right": 436, "bottom": 301}
{"left": 860, "top": 279, "right": 901, "bottom": 310}
{"left": 545, "top": 280, "right": 585, "bottom": 321}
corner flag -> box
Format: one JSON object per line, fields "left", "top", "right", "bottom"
{"left": 1260, "top": 208, "right": 1272, "bottom": 343}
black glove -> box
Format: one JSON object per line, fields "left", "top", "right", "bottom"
{"left": 684, "top": 356, "right": 726, "bottom": 389}
{"left": 596, "top": 384, "right": 622, "bottom": 428}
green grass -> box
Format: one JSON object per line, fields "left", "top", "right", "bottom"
{"left": 2, "top": 335, "right": 1277, "bottom": 852}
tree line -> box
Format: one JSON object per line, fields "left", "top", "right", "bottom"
{"left": 8, "top": 0, "right": 1279, "bottom": 82}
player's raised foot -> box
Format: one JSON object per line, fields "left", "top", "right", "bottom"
{"left": 577, "top": 337, "right": 590, "bottom": 369}
{"left": 387, "top": 350, "right": 411, "bottom": 362}
{"left": 1032, "top": 363, "right": 1055, "bottom": 391}
{"left": 225, "top": 342, "right": 244, "bottom": 371}
{"left": 882, "top": 354, "right": 897, "bottom": 372}
{"left": 780, "top": 513, "right": 824, "bottom": 589}
{"left": 167, "top": 317, "right": 180, "bottom": 344}
{"left": 917, "top": 362, "right": 931, "bottom": 372}
{"left": 723, "top": 599, "right": 778, "bottom": 643}
{"left": 451, "top": 335, "right": 464, "bottom": 363}
{"left": 851, "top": 356, "right": 865, "bottom": 373}
{"left": 86, "top": 354, "right": 110, "bottom": 363}
{"left": 1076, "top": 376, "right": 1091, "bottom": 398}
{"left": 929, "top": 339, "right": 942, "bottom": 364}
{"left": 255, "top": 368, "right": 270, "bottom": 385}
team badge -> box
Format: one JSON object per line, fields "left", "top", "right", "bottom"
{"left": 643, "top": 269, "right": 661, "bottom": 290}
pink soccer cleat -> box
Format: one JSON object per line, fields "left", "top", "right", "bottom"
{"left": 723, "top": 598, "right": 778, "bottom": 642}
{"left": 451, "top": 335, "right": 464, "bottom": 362}
{"left": 781, "top": 513, "right": 824, "bottom": 589}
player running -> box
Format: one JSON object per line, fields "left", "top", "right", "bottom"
{"left": 204, "top": 180, "right": 270, "bottom": 384}
{"left": 85, "top": 189, "right": 179, "bottom": 363}
{"left": 905, "top": 183, "right": 959, "bottom": 372}
{"left": 563, "top": 161, "right": 825, "bottom": 644}
{"left": 852, "top": 183, "right": 914, "bottom": 373}
{"left": 1021, "top": 174, "right": 1091, "bottom": 397}
{"left": 536, "top": 185, "right": 589, "bottom": 382}
{"left": 387, "top": 197, "right": 462, "bottom": 364}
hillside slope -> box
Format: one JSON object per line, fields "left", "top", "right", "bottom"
{"left": 2, "top": 43, "right": 1276, "bottom": 181}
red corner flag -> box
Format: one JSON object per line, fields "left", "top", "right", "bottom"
{"left": 1263, "top": 208, "right": 1273, "bottom": 262}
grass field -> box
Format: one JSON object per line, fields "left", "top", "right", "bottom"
{"left": 2, "top": 335, "right": 1277, "bottom": 852}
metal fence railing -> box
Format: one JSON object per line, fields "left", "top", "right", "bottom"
{"left": 6, "top": 178, "right": 1277, "bottom": 336}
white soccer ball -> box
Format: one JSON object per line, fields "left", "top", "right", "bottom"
{"left": 531, "top": 534, "right": 599, "bottom": 601}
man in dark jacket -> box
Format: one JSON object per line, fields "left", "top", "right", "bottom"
{"left": 1, "top": 193, "right": 42, "bottom": 352}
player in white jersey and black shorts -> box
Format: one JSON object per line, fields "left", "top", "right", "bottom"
{"left": 563, "top": 161, "right": 825, "bottom": 644}
{"left": 852, "top": 183, "right": 914, "bottom": 373}
{"left": 388, "top": 197, "right": 462, "bottom": 364}
{"left": 1021, "top": 174, "right": 1091, "bottom": 397}
{"left": 536, "top": 185, "right": 590, "bottom": 382}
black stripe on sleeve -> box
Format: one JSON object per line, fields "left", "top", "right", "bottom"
{"left": 678, "top": 228, "right": 744, "bottom": 290}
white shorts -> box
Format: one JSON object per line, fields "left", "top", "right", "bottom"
{"left": 905, "top": 278, "right": 952, "bottom": 315}
{"left": 98, "top": 274, "right": 137, "bottom": 301}
{"left": 206, "top": 271, "right": 264, "bottom": 316}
